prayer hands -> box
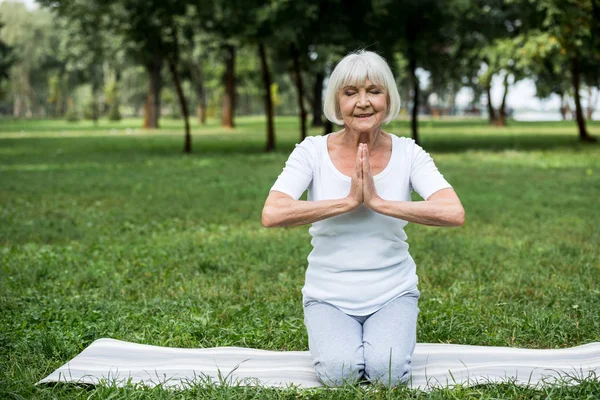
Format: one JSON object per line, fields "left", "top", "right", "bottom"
{"left": 360, "top": 144, "right": 381, "bottom": 209}
{"left": 348, "top": 144, "right": 382, "bottom": 211}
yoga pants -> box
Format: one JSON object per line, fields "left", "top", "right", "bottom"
{"left": 303, "top": 292, "right": 420, "bottom": 387}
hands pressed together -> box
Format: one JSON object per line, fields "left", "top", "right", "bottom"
{"left": 263, "top": 141, "right": 464, "bottom": 228}
{"left": 347, "top": 143, "right": 383, "bottom": 211}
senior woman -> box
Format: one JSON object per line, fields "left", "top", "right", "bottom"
{"left": 262, "top": 50, "right": 465, "bottom": 387}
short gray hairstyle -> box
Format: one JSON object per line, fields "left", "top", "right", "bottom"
{"left": 323, "top": 50, "right": 401, "bottom": 126}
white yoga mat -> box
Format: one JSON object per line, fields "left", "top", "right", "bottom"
{"left": 39, "top": 339, "right": 600, "bottom": 391}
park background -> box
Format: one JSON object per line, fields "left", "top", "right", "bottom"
{"left": 1, "top": 0, "right": 599, "bottom": 398}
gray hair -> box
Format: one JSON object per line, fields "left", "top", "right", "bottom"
{"left": 323, "top": 50, "right": 401, "bottom": 126}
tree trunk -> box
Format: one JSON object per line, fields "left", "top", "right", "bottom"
{"left": 143, "top": 54, "right": 163, "bottom": 129}
{"left": 312, "top": 71, "right": 324, "bottom": 127}
{"left": 13, "top": 94, "right": 21, "bottom": 117}
{"left": 592, "top": 0, "right": 600, "bottom": 25}
{"left": 570, "top": 56, "right": 596, "bottom": 142}
{"left": 409, "top": 56, "right": 420, "bottom": 145}
{"left": 242, "top": 90, "right": 252, "bottom": 115}
{"left": 485, "top": 83, "right": 496, "bottom": 125}
{"left": 24, "top": 72, "right": 32, "bottom": 117}
{"left": 323, "top": 119, "right": 333, "bottom": 136}
{"left": 167, "top": 56, "right": 192, "bottom": 153}
{"left": 259, "top": 42, "right": 275, "bottom": 152}
{"left": 91, "top": 80, "right": 100, "bottom": 126}
{"left": 91, "top": 61, "right": 103, "bottom": 125}
{"left": 586, "top": 87, "right": 596, "bottom": 120}
{"left": 197, "top": 104, "right": 206, "bottom": 124}
{"left": 191, "top": 65, "right": 207, "bottom": 125}
{"left": 559, "top": 93, "right": 568, "bottom": 120}
{"left": 221, "top": 45, "right": 236, "bottom": 128}
{"left": 290, "top": 43, "right": 308, "bottom": 141}
{"left": 448, "top": 91, "right": 456, "bottom": 116}
{"left": 498, "top": 73, "right": 509, "bottom": 127}
{"left": 56, "top": 74, "right": 66, "bottom": 117}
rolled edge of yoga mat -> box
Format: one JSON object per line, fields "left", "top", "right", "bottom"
{"left": 38, "top": 338, "right": 600, "bottom": 391}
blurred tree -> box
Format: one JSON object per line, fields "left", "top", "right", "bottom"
{"left": 37, "top": 0, "right": 131, "bottom": 123}
{"left": 247, "top": 0, "right": 284, "bottom": 151}
{"left": 163, "top": 9, "right": 193, "bottom": 152}
{"left": 194, "top": 0, "right": 273, "bottom": 146}
{"left": 0, "top": 22, "right": 14, "bottom": 95}
{"left": 309, "top": 4, "right": 362, "bottom": 132}
{"left": 515, "top": 31, "right": 571, "bottom": 119}
{"left": 119, "top": 66, "right": 147, "bottom": 116}
{"left": 258, "top": 41, "right": 276, "bottom": 151}
{"left": 104, "top": 71, "right": 122, "bottom": 121}
{"left": 370, "top": 0, "right": 470, "bottom": 144}
{"left": 452, "top": 0, "right": 537, "bottom": 126}
{"left": 53, "top": 4, "right": 108, "bottom": 124}
{"left": 289, "top": 0, "right": 380, "bottom": 137}
{"left": 40, "top": 0, "right": 195, "bottom": 149}
{"left": 261, "top": 0, "right": 320, "bottom": 142}
{"left": 196, "top": 0, "right": 253, "bottom": 128}
{"left": 0, "top": 2, "right": 59, "bottom": 117}
{"left": 105, "top": 0, "right": 171, "bottom": 130}
{"left": 515, "top": 0, "right": 599, "bottom": 141}
{"left": 478, "top": 38, "right": 528, "bottom": 126}
{"left": 177, "top": 13, "right": 216, "bottom": 126}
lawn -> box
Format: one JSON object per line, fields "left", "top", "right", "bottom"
{"left": 1, "top": 116, "right": 599, "bottom": 399}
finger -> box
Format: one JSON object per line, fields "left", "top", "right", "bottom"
{"left": 362, "top": 147, "right": 369, "bottom": 174}
{"left": 355, "top": 150, "right": 362, "bottom": 181}
{"left": 358, "top": 155, "right": 363, "bottom": 180}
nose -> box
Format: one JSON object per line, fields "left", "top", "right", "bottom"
{"left": 357, "top": 92, "right": 369, "bottom": 108}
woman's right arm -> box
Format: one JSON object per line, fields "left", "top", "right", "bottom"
{"left": 261, "top": 191, "right": 358, "bottom": 228}
{"left": 262, "top": 146, "right": 363, "bottom": 228}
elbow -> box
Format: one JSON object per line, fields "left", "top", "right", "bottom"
{"left": 261, "top": 206, "right": 278, "bottom": 228}
{"left": 453, "top": 206, "right": 465, "bottom": 227}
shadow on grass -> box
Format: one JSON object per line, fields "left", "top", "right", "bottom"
{"left": 1, "top": 133, "right": 596, "bottom": 162}
{"left": 419, "top": 133, "right": 596, "bottom": 153}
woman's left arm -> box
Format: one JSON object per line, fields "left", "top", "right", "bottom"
{"left": 368, "top": 188, "right": 465, "bottom": 227}
{"left": 360, "top": 144, "right": 465, "bottom": 227}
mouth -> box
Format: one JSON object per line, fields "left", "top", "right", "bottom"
{"left": 354, "top": 113, "right": 374, "bottom": 119}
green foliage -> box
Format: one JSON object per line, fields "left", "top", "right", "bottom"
{"left": 0, "top": 22, "right": 14, "bottom": 84}
{"left": 270, "top": 83, "right": 280, "bottom": 109}
{"left": 161, "top": 87, "right": 180, "bottom": 119}
{"left": 120, "top": 66, "right": 148, "bottom": 115}
{"left": 46, "top": 74, "right": 60, "bottom": 106}
{"left": 104, "top": 74, "right": 122, "bottom": 121}
{"left": 0, "top": 1, "right": 61, "bottom": 116}
{"left": 107, "top": 101, "right": 121, "bottom": 121}
{"left": 1, "top": 0, "right": 598, "bottom": 141}
{"left": 0, "top": 117, "right": 599, "bottom": 399}
{"left": 83, "top": 99, "right": 99, "bottom": 120}
{"left": 64, "top": 99, "right": 79, "bottom": 122}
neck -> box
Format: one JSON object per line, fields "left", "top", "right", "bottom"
{"left": 341, "top": 126, "right": 383, "bottom": 149}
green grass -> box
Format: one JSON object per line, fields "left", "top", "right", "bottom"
{"left": 1, "top": 116, "right": 599, "bottom": 399}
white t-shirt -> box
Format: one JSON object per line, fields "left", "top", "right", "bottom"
{"left": 270, "top": 133, "right": 452, "bottom": 315}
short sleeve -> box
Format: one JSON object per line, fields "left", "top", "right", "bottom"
{"left": 270, "top": 137, "right": 316, "bottom": 200}
{"left": 409, "top": 141, "right": 452, "bottom": 200}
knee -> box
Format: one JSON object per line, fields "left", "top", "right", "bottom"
{"left": 365, "top": 354, "right": 412, "bottom": 387}
{"left": 314, "top": 357, "right": 362, "bottom": 387}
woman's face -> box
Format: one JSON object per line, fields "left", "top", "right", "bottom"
{"left": 338, "top": 78, "right": 388, "bottom": 132}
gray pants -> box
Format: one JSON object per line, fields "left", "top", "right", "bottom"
{"left": 303, "top": 292, "right": 420, "bottom": 387}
